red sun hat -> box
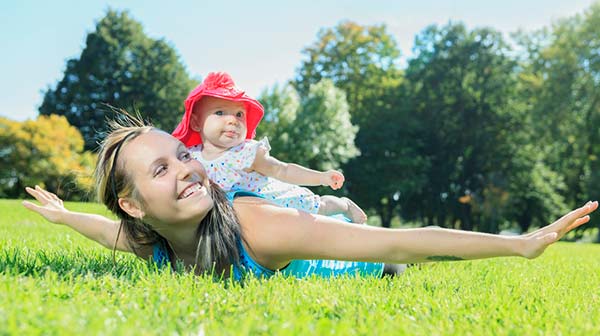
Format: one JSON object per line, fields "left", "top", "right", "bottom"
{"left": 172, "top": 72, "right": 264, "bottom": 147}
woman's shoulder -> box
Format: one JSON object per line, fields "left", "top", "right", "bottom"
{"left": 233, "top": 198, "right": 294, "bottom": 271}
{"left": 229, "top": 191, "right": 275, "bottom": 224}
{"left": 231, "top": 192, "right": 281, "bottom": 213}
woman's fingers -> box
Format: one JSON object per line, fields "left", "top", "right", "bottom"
{"left": 25, "top": 186, "right": 49, "bottom": 204}
{"left": 23, "top": 187, "right": 67, "bottom": 224}
{"left": 567, "top": 201, "right": 598, "bottom": 222}
{"left": 22, "top": 199, "right": 63, "bottom": 223}
{"left": 553, "top": 201, "right": 597, "bottom": 238}
{"left": 553, "top": 201, "right": 597, "bottom": 232}
{"left": 36, "top": 185, "right": 58, "bottom": 201}
{"left": 22, "top": 200, "right": 46, "bottom": 215}
{"left": 566, "top": 215, "right": 590, "bottom": 232}
{"left": 25, "top": 186, "right": 64, "bottom": 209}
{"left": 27, "top": 185, "right": 63, "bottom": 204}
{"left": 527, "top": 201, "right": 597, "bottom": 240}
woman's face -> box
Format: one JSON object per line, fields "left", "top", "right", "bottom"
{"left": 119, "top": 130, "right": 214, "bottom": 231}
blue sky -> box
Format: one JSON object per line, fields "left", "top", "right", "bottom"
{"left": 1, "top": 0, "right": 597, "bottom": 121}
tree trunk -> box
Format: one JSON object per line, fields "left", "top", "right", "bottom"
{"left": 518, "top": 211, "right": 532, "bottom": 234}
{"left": 461, "top": 203, "right": 473, "bottom": 231}
{"left": 378, "top": 200, "right": 393, "bottom": 228}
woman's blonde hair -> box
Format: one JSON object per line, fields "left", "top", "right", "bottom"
{"left": 94, "top": 112, "right": 240, "bottom": 274}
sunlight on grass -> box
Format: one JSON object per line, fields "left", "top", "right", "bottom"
{"left": 1, "top": 199, "right": 599, "bottom": 335}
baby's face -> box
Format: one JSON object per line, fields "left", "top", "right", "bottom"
{"left": 191, "top": 96, "right": 247, "bottom": 149}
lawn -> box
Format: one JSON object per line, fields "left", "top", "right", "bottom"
{"left": 1, "top": 199, "right": 599, "bottom": 335}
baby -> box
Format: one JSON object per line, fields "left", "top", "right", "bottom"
{"left": 172, "top": 72, "right": 366, "bottom": 223}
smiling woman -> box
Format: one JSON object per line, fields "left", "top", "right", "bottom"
{"left": 89, "top": 117, "right": 238, "bottom": 272}
{"left": 22, "top": 114, "right": 599, "bottom": 280}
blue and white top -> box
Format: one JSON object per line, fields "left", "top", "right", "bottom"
{"left": 152, "top": 190, "right": 384, "bottom": 280}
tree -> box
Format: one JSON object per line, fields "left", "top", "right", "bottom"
{"left": 502, "top": 146, "right": 568, "bottom": 233}
{"left": 295, "top": 21, "right": 402, "bottom": 125}
{"left": 515, "top": 2, "right": 600, "bottom": 240}
{"left": 294, "top": 21, "right": 420, "bottom": 227}
{"left": 39, "top": 9, "right": 197, "bottom": 150}
{"left": 257, "top": 80, "right": 359, "bottom": 172}
{"left": 405, "top": 23, "right": 532, "bottom": 231}
{"left": 0, "top": 115, "right": 94, "bottom": 200}
{"left": 343, "top": 84, "right": 428, "bottom": 228}
{"left": 256, "top": 84, "right": 301, "bottom": 165}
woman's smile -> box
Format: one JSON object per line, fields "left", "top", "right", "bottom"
{"left": 178, "top": 181, "right": 208, "bottom": 200}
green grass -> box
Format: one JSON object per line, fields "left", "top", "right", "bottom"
{"left": 1, "top": 199, "right": 599, "bottom": 335}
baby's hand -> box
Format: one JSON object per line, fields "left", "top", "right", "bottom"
{"left": 322, "top": 170, "right": 345, "bottom": 190}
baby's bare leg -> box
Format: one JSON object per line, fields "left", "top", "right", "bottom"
{"left": 318, "top": 195, "right": 367, "bottom": 224}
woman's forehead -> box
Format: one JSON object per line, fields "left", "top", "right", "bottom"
{"left": 120, "top": 130, "right": 182, "bottom": 168}
{"left": 136, "top": 130, "right": 178, "bottom": 147}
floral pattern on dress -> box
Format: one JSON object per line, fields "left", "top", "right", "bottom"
{"left": 189, "top": 137, "right": 320, "bottom": 213}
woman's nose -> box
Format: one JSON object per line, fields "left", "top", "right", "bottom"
{"left": 176, "top": 160, "right": 193, "bottom": 180}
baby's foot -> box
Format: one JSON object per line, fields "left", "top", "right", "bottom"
{"left": 343, "top": 197, "right": 367, "bottom": 224}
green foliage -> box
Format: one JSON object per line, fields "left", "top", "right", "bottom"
{"left": 16, "top": 3, "right": 599, "bottom": 236}
{"left": 294, "top": 21, "right": 410, "bottom": 227}
{"left": 514, "top": 3, "right": 600, "bottom": 240}
{"left": 404, "top": 22, "right": 538, "bottom": 232}
{"left": 2, "top": 199, "right": 600, "bottom": 334}
{"left": 345, "top": 83, "right": 429, "bottom": 228}
{"left": 295, "top": 21, "right": 402, "bottom": 126}
{"left": 257, "top": 80, "right": 359, "bottom": 171}
{"left": 38, "top": 9, "right": 197, "bottom": 150}
{"left": 290, "top": 11, "right": 599, "bottom": 233}
{"left": 499, "top": 145, "right": 568, "bottom": 233}
{"left": 0, "top": 116, "right": 94, "bottom": 200}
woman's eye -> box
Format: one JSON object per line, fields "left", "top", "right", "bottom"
{"left": 215, "top": 110, "right": 223, "bottom": 116}
{"left": 181, "top": 152, "right": 192, "bottom": 161}
{"left": 154, "top": 165, "right": 167, "bottom": 177}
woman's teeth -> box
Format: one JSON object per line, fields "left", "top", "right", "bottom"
{"left": 180, "top": 183, "right": 204, "bottom": 199}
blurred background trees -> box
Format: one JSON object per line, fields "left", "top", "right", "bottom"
{"left": 38, "top": 9, "right": 197, "bottom": 150}
{"left": 0, "top": 115, "right": 93, "bottom": 200}
{"left": 257, "top": 79, "right": 359, "bottom": 172}
{"left": 3, "top": 4, "right": 599, "bottom": 240}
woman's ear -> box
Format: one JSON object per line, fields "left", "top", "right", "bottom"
{"left": 118, "top": 198, "right": 145, "bottom": 219}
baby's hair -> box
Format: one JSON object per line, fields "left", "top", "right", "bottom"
{"left": 94, "top": 110, "right": 241, "bottom": 275}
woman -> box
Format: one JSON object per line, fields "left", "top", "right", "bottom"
{"left": 23, "top": 117, "right": 598, "bottom": 279}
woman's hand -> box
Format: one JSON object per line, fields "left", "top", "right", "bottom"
{"left": 518, "top": 201, "right": 598, "bottom": 259}
{"left": 21, "top": 186, "right": 140, "bottom": 255}
{"left": 22, "top": 186, "right": 70, "bottom": 224}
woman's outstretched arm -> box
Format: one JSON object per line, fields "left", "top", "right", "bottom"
{"left": 22, "top": 186, "right": 136, "bottom": 254}
{"left": 233, "top": 197, "right": 597, "bottom": 270}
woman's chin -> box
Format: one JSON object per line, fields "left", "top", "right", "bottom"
{"left": 187, "top": 198, "right": 214, "bottom": 223}
{"left": 169, "top": 206, "right": 212, "bottom": 229}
